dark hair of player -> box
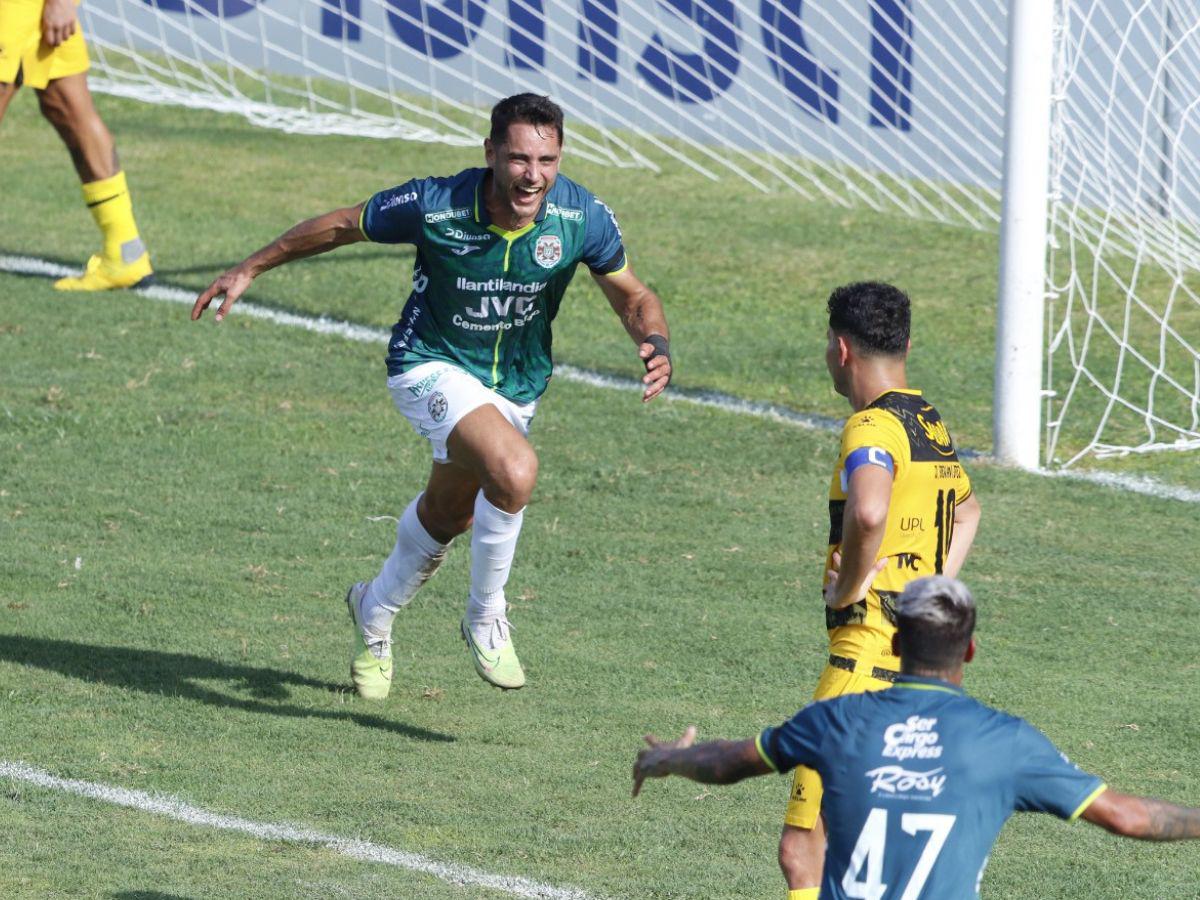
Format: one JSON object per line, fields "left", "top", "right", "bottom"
{"left": 490, "top": 93, "right": 565, "bottom": 147}
{"left": 895, "top": 576, "right": 977, "bottom": 671}
{"left": 827, "top": 281, "right": 911, "bottom": 356}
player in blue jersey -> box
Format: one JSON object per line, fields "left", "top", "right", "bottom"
{"left": 193, "top": 94, "right": 671, "bottom": 696}
{"left": 634, "top": 576, "right": 1200, "bottom": 898}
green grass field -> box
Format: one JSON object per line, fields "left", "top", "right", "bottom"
{"left": 2, "top": 94, "right": 1199, "bottom": 898}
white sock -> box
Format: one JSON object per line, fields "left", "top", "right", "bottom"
{"left": 466, "top": 491, "right": 524, "bottom": 649}
{"left": 362, "top": 495, "right": 449, "bottom": 639}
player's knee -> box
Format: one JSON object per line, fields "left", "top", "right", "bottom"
{"left": 489, "top": 449, "right": 538, "bottom": 509}
{"left": 37, "top": 83, "right": 104, "bottom": 140}
{"left": 36, "top": 87, "right": 71, "bottom": 129}
{"left": 778, "top": 829, "right": 799, "bottom": 875}
{"left": 778, "top": 826, "right": 821, "bottom": 882}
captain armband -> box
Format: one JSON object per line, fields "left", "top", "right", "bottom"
{"left": 840, "top": 446, "right": 894, "bottom": 491}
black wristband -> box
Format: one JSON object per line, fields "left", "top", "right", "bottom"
{"left": 644, "top": 333, "right": 670, "bottom": 363}
{"left": 643, "top": 333, "right": 671, "bottom": 388}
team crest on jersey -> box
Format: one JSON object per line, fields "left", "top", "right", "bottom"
{"left": 427, "top": 391, "right": 448, "bottom": 423}
{"left": 534, "top": 235, "right": 563, "bottom": 268}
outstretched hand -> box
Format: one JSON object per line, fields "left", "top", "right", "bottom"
{"left": 632, "top": 725, "right": 697, "bottom": 797}
{"left": 192, "top": 266, "right": 254, "bottom": 322}
{"left": 823, "top": 550, "right": 890, "bottom": 610}
{"left": 638, "top": 340, "right": 672, "bottom": 403}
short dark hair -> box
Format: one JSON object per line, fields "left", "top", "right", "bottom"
{"left": 827, "top": 281, "right": 911, "bottom": 356}
{"left": 895, "top": 576, "right": 976, "bottom": 670}
{"left": 489, "top": 93, "right": 564, "bottom": 146}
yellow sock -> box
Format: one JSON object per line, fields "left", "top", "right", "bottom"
{"left": 788, "top": 890, "right": 819, "bottom": 900}
{"left": 80, "top": 171, "right": 146, "bottom": 265}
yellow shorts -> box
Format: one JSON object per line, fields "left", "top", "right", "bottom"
{"left": 0, "top": 0, "right": 90, "bottom": 90}
{"left": 783, "top": 654, "right": 899, "bottom": 829}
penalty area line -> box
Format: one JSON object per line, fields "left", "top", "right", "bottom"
{"left": 1, "top": 254, "right": 1196, "bottom": 505}
{"left": 0, "top": 760, "right": 599, "bottom": 900}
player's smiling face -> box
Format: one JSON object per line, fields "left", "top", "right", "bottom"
{"left": 484, "top": 121, "right": 562, "bottom": 230}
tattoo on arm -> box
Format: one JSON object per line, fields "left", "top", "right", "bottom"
{"left": 1141, "top": 798, "right": 1200, "bottom": 840}
{"left": 665, "top": 740, "right": 767, "bottom": 785}
{"left": 1088, "top": 791, "right": 1200, "bottom": 841}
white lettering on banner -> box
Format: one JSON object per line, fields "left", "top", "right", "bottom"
{"left": 865, "top": 765, "right": 947, "bottom": 798}
{"left": 882, "top": 716, "right": 943, "bottom": 761}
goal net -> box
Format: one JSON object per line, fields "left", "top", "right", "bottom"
{"left": 77, "top": 0, "right": 1200, "bottom": 467}
{"left": 1044, "top": 1, "right": 1200, "bottom": 466}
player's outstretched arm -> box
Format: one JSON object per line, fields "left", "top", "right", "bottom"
{"left": 191, "top": 203, "right": 365, "bottom": 322}
{"left": 591, "top": 266, "right": 672, "bottom": 402}
{"left": 942, "top": 491, "right": 981, "bottom": 579}
{"left": 632, "top": 727, "right": 771, "bottom": 797}
{"left": 1082, "top": 789, "right": 1200, "bottom": 841}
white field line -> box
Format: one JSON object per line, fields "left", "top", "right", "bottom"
{"left": 3, "top": 254, "right": 1197, "bottom": 505}
{"left": 0, "top": 760, "right": 598, "bottom": 900}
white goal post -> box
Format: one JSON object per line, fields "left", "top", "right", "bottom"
{"left": 77, "top": 0, "right": 1200, "bottom": 469}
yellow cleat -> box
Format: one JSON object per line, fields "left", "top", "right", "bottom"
{"left": 346, "top": 582, "right": 393, "bottom": 700}
{"left": 461, "top": 616, "right": 525, "bottom": 690}
{"left": 54, "top": 253, "right": 154, "bottom": 292}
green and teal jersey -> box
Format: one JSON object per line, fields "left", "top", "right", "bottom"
{"left": 758, "top": 676, "right": 1106, "bottom": 899}
{"left": 360, "top": 167, "right": 627, "bottom": 404}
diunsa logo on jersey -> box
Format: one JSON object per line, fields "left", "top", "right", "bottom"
{"left": 534, "top": 235, "right": 562, "bottom": 268}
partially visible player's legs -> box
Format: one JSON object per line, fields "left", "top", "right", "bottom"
{"left": 0, "top": 0, "right": 31, "bottom": 125}
{"left": 779, "top": 819, "right": 825, "bottom": 899}
{"left": 0, "top": 81, "right": 16, "bottom": 122}
{"left": 350, "top": 392, "right": 537, "bottom": 697}
{"left": 778, "top": 659, "right": 896, "bottom": 895}
{"left": 443, "top": 404, "right": 537, "bottom": 690}
{"left": 346, "top": 464, "right": 466, "bottom": 700}
{"left": 779, "top": 761, "right": 826, "bottom": 896}
{"left": 36, "top": 73, "right": 153, "bottom": 291}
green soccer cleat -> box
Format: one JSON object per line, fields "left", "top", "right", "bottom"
{"left": 460, "top": 616, "right": 525, "bottom": 690}
{"left": 345, "top": 582, "right": 393, "bottom": 700}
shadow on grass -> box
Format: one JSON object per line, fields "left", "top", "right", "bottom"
{"left": 0, "top": 634, "right": 453, "bottom": 742}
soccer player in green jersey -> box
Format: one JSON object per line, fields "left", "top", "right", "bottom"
{"left": 192, "top": 94, "right": 671, "bottom": 696}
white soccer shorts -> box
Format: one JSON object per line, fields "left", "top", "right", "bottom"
{"left": 387, "top": 362, "right": 537, "bottom": 463}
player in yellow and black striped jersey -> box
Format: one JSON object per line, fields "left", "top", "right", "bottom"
{"left": 823, "top": 389, "right": 974, "bottom": 663}
{"left": 777, "top": 282, "right": 982, "bottom": 900}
